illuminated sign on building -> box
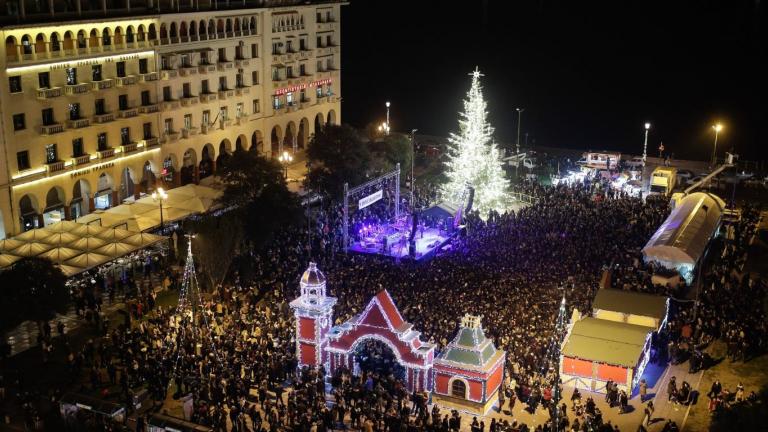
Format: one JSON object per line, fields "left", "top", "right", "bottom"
{"left": 274, "top": 78, "right": 332, "bottom": 96}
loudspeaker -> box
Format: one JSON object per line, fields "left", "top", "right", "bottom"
{"left": 409, "top": 211, "right": 419, "bottom": 242}
{"left": 465, "top": 186, "right": 475, "bottom": 213}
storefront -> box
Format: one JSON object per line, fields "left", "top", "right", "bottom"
{"left": 42, "top": 205, "right": 65, "bottom": 226}
{"left": 93, "top": 190, "right": 112, "bottom": 210}
{"left": 59, "top": 393, "right": 126, "bottom": 427}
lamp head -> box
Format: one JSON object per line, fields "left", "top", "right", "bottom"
{"left": 386, "top": 101, "right": 390, "bottom": 108}
{"left": 713, "top": 123, "right": 723, "bottom": 132}
{"left": 644, "top": 122, "right": 651, "bottom": 130}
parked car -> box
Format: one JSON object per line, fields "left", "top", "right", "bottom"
{"left": 624, "top": 157, "right": 644, "bottom": 169}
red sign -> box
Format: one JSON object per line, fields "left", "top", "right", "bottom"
{"left": 274, "top": 78, "right": 332, "bottom": 96}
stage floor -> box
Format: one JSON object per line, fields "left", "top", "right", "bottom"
{"left": 348, "top": 227, "right": 454, "bottom": 261}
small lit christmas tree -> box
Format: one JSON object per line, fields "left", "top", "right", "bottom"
{"left": 442, "top": 68, "right": 509, "bottom": 217}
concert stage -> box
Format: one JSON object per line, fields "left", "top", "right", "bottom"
{"left": 348, "top": 222, "right": 456, "bottom": 261}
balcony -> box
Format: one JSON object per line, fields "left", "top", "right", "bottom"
{"left": 73, "top": 154, "right": 91, "bottom": 166}
{"left": 45, "top": 160, "right": 66, "bottom": 173}
{"left": 143, "top": 137, "right": 159, "bottom": 148}
{"left": 116, "top": 76, "right": 138, "bottom": 87}
{"left": 36, "top": 87, "right": 62, "bottom": 99}
{"left": 218, "top": 90, "right": 234, "bottom": 100}
{"left": 217, "top": 61, "right": 234, "bottom": 71}
{"left": 93, "top": 112, "right": 115, "bottom": 123}
{"left": 97, "top": 148, "right": 115, "bottom": 159}
{"left": 161, "top": 100, "right": 180, "bottom": 111}
{"left": 66, "top": 118, "right": 91, "bottom": 129}
{"left": 138, "top": 104, "right": 160, "bottom": 114}
{"left": 286, "top": 103, "right": 298, "bottom": 113}
{"left": 235, "top": 58, "right": 250, "bottom": 68}
{"left": 179, "top": 66, "right": 198, "bottom": 77}
{"left": 222, "top": 119, "right": 233, "bottom": 128}
{"left": 201, "top": 123, "right": 211, "bottom": 134}
{"left": 91, "top": 79, "right": 114, "bottom": 91}
{"left": 140, "top": 72, "right": 159, "bottom": 82}
{"left": 120, "top": 142, "right": 138, "bottom": 154}
{"left": 198, "top": 64, "right": 217, "bottom": 74}
{"left": 64, "top": 83, "right": 90, "bottom": 95}
{"left": 235, "top": 86, "right": 250, "bottom": 96}
{"left": 118, "top": 108, "right": 139, "bottom": 119}
{"left": 162, "top": 132, "right": 180, "bottom": 143}
{"left": 200, "top": 93, "right": 218, "bottom": 103}
{"left": 235, "top": 114, "right": 249, "bottom": 125}
{"left": 181, "top": 127, "right": 199, "bottom": 139}
{"left": 180, "top": 96, "right": 199, "bottom": 107}
{"left": 160, "top": 70, "right": 178, "bottom": 80}
{"left": 40, "top": 123, "right": 64, "bottom": 135}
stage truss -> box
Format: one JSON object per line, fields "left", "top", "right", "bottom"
{"left": 342, "top": 164, "right": 400, "bottom": 250}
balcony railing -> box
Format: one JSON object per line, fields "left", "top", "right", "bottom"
{"left": 179, "top": 66, "right": 198, "bottom": 77}
{"left": 180, "top": 96, "right": 199, "bottom": 106}
{"left": 138, "top": 104, "right": 160, "bottom": 114}
{"left": 64, "top": 83, "right": 90, "bottom": 95}
{"left": 161, "top": 70, "right": 178, "bottom": 80}
{"left": 235, "top": 58, "right": 250, "bottom": 68}
{"left": 161, "top": 100, "right": 180, "bottom": 111}
{"left": 93, "top": 112, "right": 115, "bottom": 123}
{"left": 91, "top": 79, "right": 114, "bottom": 91}
{"left": 36, "top": 87, "right": 62, "bottom": 99}
{"left": 143, "top": 137, "right": 159, "bottom": 148}
{"left": 198, "top": 64, "right": 217, "bottom": 74}
{"left": 217, "top": 61, "right": 234, "bottom": 71}
{"left": 181, "top": 127, "right": 199, "bottom": 139}
{"left": 163, "top": 132, "right": 180, "bottom": 142}
{"left": 200, "top": 93, "right": 218, "bottom": 103}
{"left": 45, "top": 160, "right": 66, "bottom": 173}
{"left": 120, "top": 143, "right": 138, "bottom": 154}
{"left": 235, "top": 86, "right": 250, "bottom": 96}
{"left": 116, "top": 76, "right": 138, "bottom": 86}
{"left": 140, "top": 72, "right": 159, "bottom": 82}
{"left": 40, "top": 123, "right": 65, "bottom": 135}
{"left": 118, "top": 108, "right": 139, "bottom": 118}
{"left": 73, "top": 154, "right": 91, "bottom": 166}
{"left": 97, "top": 148, "right": 115, "bottom": 159}
{"left": 201, "top": 123, "right": 211, "bottom": 134}
{"left": 66, "top": 118, "right": 91, "bottom": 129}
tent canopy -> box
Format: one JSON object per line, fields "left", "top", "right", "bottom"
{"left": 642, "top": 192, "right": 724, "bottom": 268}
{"left": 592, "top": 289, "right": 667, "bottom": 321}
{"left": 562, "top": 318, "right": 650, "bottom": 368}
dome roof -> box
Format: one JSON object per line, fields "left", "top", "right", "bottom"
{"left": 301, "top": 262, "right": 326, "bottom": 287}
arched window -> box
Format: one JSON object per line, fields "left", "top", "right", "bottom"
{"left": 451, "top": 380, "right": 467, "bottom": 399}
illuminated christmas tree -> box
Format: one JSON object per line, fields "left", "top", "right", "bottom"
{"left": 442, "top": 68, "right": 509, "bottom": 218}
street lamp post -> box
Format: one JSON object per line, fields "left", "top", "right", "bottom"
{"left": 711, "top": 123, "right": 723, "bottom": 167}
{"left": 151, "top": 187, "right": 170, "bottom": 253}
{"left": 642, "top": 122, "right": 650, "bottom": 163}
{"left": 410, "top": 129, "right": 418, "bottom": 210}
{"left": 279, "top": 150, "right": 293, "bottom": 179}
{"left": 515, "top": 108, "right": 524, "bottom": 155}
{"left": 385, "top": 101, "right": 391, "bottom": 135}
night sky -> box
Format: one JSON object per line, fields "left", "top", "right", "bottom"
{"left": 340, "top": 0, "right": 766, "bottom": 161}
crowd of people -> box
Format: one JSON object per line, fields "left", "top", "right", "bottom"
{"left": 1, "top": 172, "right": 765, "bottom": 431}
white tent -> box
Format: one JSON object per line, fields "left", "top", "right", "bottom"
{"left": 40, "top": 247, "right": 82, "bottom": 263}
{"left": 642, "top": 192, "right": 725, "bottom": 280}
{"left": 64, "top": 252, "right": 112, "bottom": 270}
{"left": 0, "top": 238, "right": 25, "bottom": 253}
{"left": 12, "top": 242, "right": 54, "bottom": 257}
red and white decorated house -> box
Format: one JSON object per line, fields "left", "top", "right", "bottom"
{"left": 289, "top": 262, "right": 337, "bottom": 369}
{"left": 432, "top": 315, "right": 505, "bottom": 415}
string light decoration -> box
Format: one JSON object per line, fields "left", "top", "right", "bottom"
{"left": 538, "top": 294, "right": 569, "bottom": 430}
{"left": 442, "top": 68, "right": 510, "bottom": 218}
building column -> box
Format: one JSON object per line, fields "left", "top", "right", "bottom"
{"left": 112, "top": 191, "right": 119, "bottom": 207}
{"left": 63, "top": 206, "right": 71, "bottom": 221}
{"left": 37, "top": 214, "right": 45, "bottom": 228}
{"left": 193, "top": 166, "right": 199, "bottom": 184}
{"left": 210, "top": 160, "right": 217, "bottom": 174}
{"left": 134, "top": 183, "right": 143, "bottom": 200}
{"left": 88, "top": 196, "right": 95, "bottom": 213}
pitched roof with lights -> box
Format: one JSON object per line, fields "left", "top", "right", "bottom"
{"left": 435, "top": 314, "right": 504, "bottom": 372}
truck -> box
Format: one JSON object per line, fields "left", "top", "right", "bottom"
{"left": 649, "top": 166, "right": 677, "bottom": 196}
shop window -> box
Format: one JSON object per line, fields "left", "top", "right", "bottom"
{"left": 451, "top": 380, "right": 467, "bottom": 399}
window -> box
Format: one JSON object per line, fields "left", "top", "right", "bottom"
{"left": 316, "top": 12, "right": 322, "bottom": 22}
{"left": 200, "top": 51, "right": 210, "bottom": 65}
{"left": 164, "top": 118, "right": 173, "bottom": 135}
{"left": 66, "top": 67, "right": 77, "bottom": 85}
{"left": 9, "top": 76, "right": 22, "bottom": 93}
{"left": 235, "top": 45, "right": 244, "bottom": 60}
{"left": 120, "top": 127, "right": 130, "bottom": 145}
{"left": 118, "top": 94, "right": 128, "bottom": 111}
{"left": 316, "top": 36, "right": 322, "bottom": 48}
{"left": 92, "top": 64, "right": 102, "bottom": 81}
{"left": 45, "top": 144, "right": 57, "bottom": 163}
{"left": 236, "top": 102, "right": 243, "bottom": 118}
{"left": 143, "top": 122, "right": 152, "bottom": 140}
{"left": 251, "top": 71, "right": 259, "bottom": 85}
{"left": 12, "top": 113, "right": 25, "bottom": 131}
{"left": 219, "top": 76, "right": 228, "bottom": 91}
{"left": 116, "top": 61, "right": 126, "bottom": 77}
{"left": 38, "top": 72, "right": 50, "bottom": 89}
{"left": 251, "top": 43, "right": 258, "bottom": 58}
{"left": 326, "top": 84, "right": 333, "bottom": 96}
{"left": 326, "top": 58, "right": 333, "bottom": 70}
{"left": 286, "top": 40, "right": 293, "bottom": 53}
{"left": 316, "top": 86, "right": 323, "bottom": 98}
{"left": 184, "top": 114, "right": 192, "bottom": 130}
{"left": 17, "top": 151, "right": 30, "bottom": 171}
{"left": 183, "top": 83, "right": 191, "bottom": 98}
{"left": 299, "top": 38, "right": 307, "bottom": 51}
{"left": 97, "top": 132, "right": 108, "bottom": 151}
{"left": 139, "top": 58, "right": 148, "bottom": 74}
{"left": 141, "top": 90, "right": 151, "bottom": 106}
{"left": 272, "top": 67, "right": 280, "bottom": 81}
{"left": 272, "top": 41, "right": 280, "bottom": 55}
{"left": 219, "top": 106, "right": 228, "bottom": 121}
{"left": 72, "top": 138, "right": 84, "bottom": 157}
{"left": 300, "top": 89, "right": 306, "bottom": 102}
{"left": 236, "top": 73, "right": 244, "bottom": 88}
{"left": 286, "top": 66, "right": 293, "bottom": 78}
{"left": 286, "top": 92, "right": 293, "bottom": 106}
{"left": 68, "top": 103, "right": 81, "bottom": 120}
{"left": 252, "top": 99, "right": 260, "bottom": 113}
{"left": 326, "top": 11, "right": 333, "bottom": 21}
{"left": 201, "top": 80, "right": 210, "bottom": 94}
{"left": 42, "top": 108, "right": 55, "bottom": 125}
{"left": 316, "top": 60, "right": 323, "bottom": 72}
{"left": 202, "top": 110, "right": 210, "bottom": 126}
{"left": 326, "top": 35, "right": 332, "bottom": 46}
{"left": 161, "top": 56, "right": 172, "bottom": 70}
{"left": 218, "top": 47, "right": 227, "bottom": 62}
{"left": 163, "top": 86, "right": 172, "bottom": 101}
{"left": 273, "top": 95, "right": 281, "bottom": 109}
{"left": 299, "top": 64, "right": 306, "bottom": 76}
{"left": 180, "top": 55, "right": 191, "bottom": 68}
{"left": 95, "top": 98, "right": 106, "bottom": 115}
{"left": 451, "top": 380, "right": 467, "bottom": 399}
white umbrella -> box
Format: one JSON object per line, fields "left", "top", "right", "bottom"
{"left": 14, "top": 228, "right": 53, "bottom": 242}
{"left": 95, "top": 242, "right": 138, "bottom": 258}
{"left": 11, "top": 242, "right": 54, "bottom": 257}
{"left": 40, "top": 247, "right": 82, "bottom": 263}
{"left": 0, "top": 253, "right": 21, "bottom": 268}
{"left": 43, "top": 232, "right": 80, "bottom": 246}
{"left": 64, "top": 252, "right": 112, "bottom": 270}
{"left": 68, "top": 236, "right": 108, "bottom": 251}
{"left": 0, "top": 238, "right": 25, "bottom": 253}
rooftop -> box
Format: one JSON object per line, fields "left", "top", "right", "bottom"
{"left": 592, "top": 289, "right": 668, "bottom": 320}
